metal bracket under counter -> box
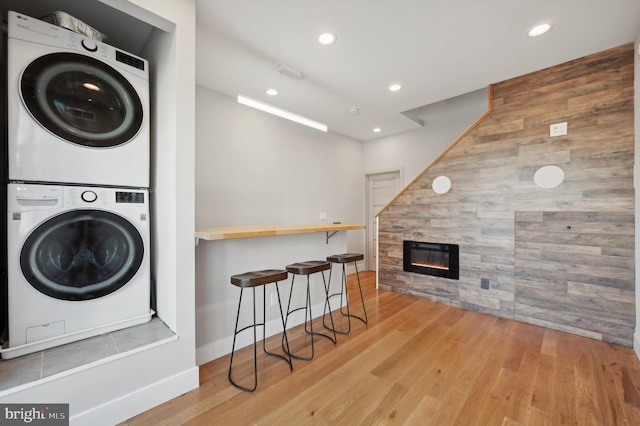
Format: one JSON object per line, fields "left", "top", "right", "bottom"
{"left": 326, "top": 231, "right": 338, "bottom": 244}
{"left": 194, "top": 223, "right": 365, "bottom": 245}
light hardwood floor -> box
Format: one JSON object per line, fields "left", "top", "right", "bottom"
{"left": 122, "top": 271, "right": 640, "bottom": 425}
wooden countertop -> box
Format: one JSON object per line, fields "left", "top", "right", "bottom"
{"left": 195, "top": 223, "right": 365, "bottom": 241}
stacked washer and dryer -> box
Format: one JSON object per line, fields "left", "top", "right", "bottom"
{"left": 0, "top": 11, "right": 152, "bottom": 359}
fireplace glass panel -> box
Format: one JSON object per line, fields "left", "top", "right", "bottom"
{"left": 403, "top": 240, "right": 459, "bottom": 280}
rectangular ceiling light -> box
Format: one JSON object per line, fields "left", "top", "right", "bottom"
{"left": 237, "top": 94, "right": 328, "bottom": 132}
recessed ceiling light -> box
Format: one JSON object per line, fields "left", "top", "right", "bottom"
{"left": 318, "top": 33, "right": 336, "bottom": 45}
{"left": 373, "top": 127, "right": 382, "bottom": 133}
{"left": 266, "top": 88, "right": 278, "bottom": 96}
{"left": 388, "top": 84, "right": 402, "bottom": 92}
{"left": 528, "top": 23, "right": 551, "bottom": 37}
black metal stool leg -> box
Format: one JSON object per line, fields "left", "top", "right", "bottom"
{"left": 228, "top": 269, "right": 291, "bottom": 392}
{"left": 320, "top": 270, "right": 337, "bottom": 343}
{"left": 261, "top": 285, "right": 292, "bottom": 369}
{"left": 284, "top": 270, "right": 336, "bottom": 361}
{"left": 323, "top": 264, "right": 337, "bottom": 331}
{"left": 353, "top": 262, "right": 368, "bottom": 325}
{"left": 324, "top": 260, "right": 368, "bottom": 334}
{"left": 341, "top": 261, "right": 367, "bottom": 326}
{"left": 306, "top": 271, "right": 336, "bottom": 344}
{"left": 228, "top": 287, "right": 258, "bottom": 392}
{"left": 340, "top": 263, "right": 351, "bottom": 327}
{"left": 282, "top": 274, "right": 297, "bottom": 355}
{"left": 323, "top": 263, "right": 346, "bottom": 333}
{"left": 324, "top": 262, "right": 352, "bottom": 334}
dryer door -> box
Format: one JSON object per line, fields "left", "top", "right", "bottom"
{"left": 20, "top": 52, "right": 144, "bottom": 147}
{"left": 20, "top": 210, "right": 144, "bottom": 301}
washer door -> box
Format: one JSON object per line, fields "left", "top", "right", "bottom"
{"left": 20, "top": 210, "right": 145, "bottom": 301}
{"left": 20, "top": 52, "right": 144, "bottom": 147}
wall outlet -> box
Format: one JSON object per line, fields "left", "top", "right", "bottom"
{"left": 319, "top": 212, "right": 328, "bottom": 221}
{"left": 550, "top": 122, "right": 567, "bottom": 137}
{"left": 270, "top": 293, "right": 278, "bottom": 306}
{"left": 481, "top": 278, "right": 490, "bottom": 290}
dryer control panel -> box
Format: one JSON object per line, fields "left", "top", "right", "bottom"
{"left": 116, "top": 192, "right": 145, "bottom": 204}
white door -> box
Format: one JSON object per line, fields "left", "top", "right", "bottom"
{"left": 366, "top": 170, "right": 402, "bottom": 271}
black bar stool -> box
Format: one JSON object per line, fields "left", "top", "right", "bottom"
{"left": 283, "top": 260, "right": 337, "bottom": 360}
{"left": 228, "top": 269, "right": 292, "bottom": 392}
{"left": 324, "top": 253, "right": 368, "bottom": 334}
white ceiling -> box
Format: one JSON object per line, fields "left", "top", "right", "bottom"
{"left": 196, "top": 1, "right": 640, "bottom": 142}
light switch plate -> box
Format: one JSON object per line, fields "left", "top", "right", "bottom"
{"left": 550, "top": 122, "right": 567, "bottom": 137}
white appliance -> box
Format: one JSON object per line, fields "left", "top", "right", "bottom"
{"left": 7, "top": 11, "right": 150, "bottom": 188}
{"left": 1, "top": 183, "right": 152, "bottom": 359}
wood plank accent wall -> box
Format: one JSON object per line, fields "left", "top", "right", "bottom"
{"left": 377, "top": 43, "right": 635, "bottom": 346}
{"left": 515, "top": 211, "right": 635, "bottom": 345}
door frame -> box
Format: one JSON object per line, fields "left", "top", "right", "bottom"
{"left": 364, "top": 167, "right": 403, "bottom": 272}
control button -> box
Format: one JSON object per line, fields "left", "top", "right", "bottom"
{"left": 81, "top": 39, "right": 98, "bottom": 52}
{"left": 81, "top": 191, "right": 98, "bottom": 203}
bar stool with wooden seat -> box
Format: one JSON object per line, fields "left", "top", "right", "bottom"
{"left": 283, "top": 260, "right": 337, "bottom": 361}
{"left": 324, "top": 253, "right": 368, "bottom": 334}
{"left": 228, "top": 269, "right": 292, "bottom": 392}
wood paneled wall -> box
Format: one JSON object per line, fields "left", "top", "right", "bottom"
{"left": 378, "top": 44, "right": 635, "bottom": 346}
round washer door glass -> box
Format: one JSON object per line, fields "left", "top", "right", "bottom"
{"left": 20, "top": 210, "right": 145, "bottom": 301}
{"left": 20, "top": 52, "right": 144, "bottom": 147}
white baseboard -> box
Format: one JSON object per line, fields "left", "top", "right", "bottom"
{"left": 71, "top": 367, "right": 199, "bottom": 426}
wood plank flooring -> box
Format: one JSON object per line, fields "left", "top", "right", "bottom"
{"left": 122, "top": 271, "right": 640, "bottom": 425}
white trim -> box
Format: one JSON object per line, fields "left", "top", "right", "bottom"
{"left": 71, "top": 366, "right": 199, "bottom": 426}
{"left": 0, "top": 335, "right": 178, "bottom": 399}
{"left": 364, "top": 167, "right": 404, "bottom": 188}
{"left": 376, "top": 216, "right": 379, "bottom": 289}
{"left": 364, "top": 167, "right": 403, "bottom": 271}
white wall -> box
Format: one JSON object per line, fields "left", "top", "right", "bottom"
{"left": 195, "top": 87, "right": 364, "bottom": 230}
{"left": 194, "top": 87, "right": 365, "bottom": 364}
{"left": 195, "top": 87, "right": 365, "bottom": 255}
{"left": 363, "top": 89, "right": 489, "bottom": 186}
{"left": 0, "top": 1, "right": 199, "bottom": 424}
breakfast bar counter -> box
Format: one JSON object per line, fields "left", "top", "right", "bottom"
{"left": 195, "top": 223, "right": 365, "bottom": 241}
{"left": 194, "top": 222, "right": 366, "bottom": 365}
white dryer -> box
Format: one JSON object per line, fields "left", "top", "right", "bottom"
{"left": 1, "top": 183, "right": 152, "bottom": 359}
{"left": 7, "top": 11, "right": 150, "bottom": 188}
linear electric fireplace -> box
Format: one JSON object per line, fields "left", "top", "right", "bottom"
{"left": 403, "top": 240, "right": 459, "bottom": 280}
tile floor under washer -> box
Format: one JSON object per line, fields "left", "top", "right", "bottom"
{"left": 0, "top": 317, "right": 175, "bottom": 393}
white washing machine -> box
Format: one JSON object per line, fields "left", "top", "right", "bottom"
{"left": 1, "top": 183, "right": 152, "bottom": 359}
{"left": 7, "top": 11, "right": 150, "bottom": 188}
